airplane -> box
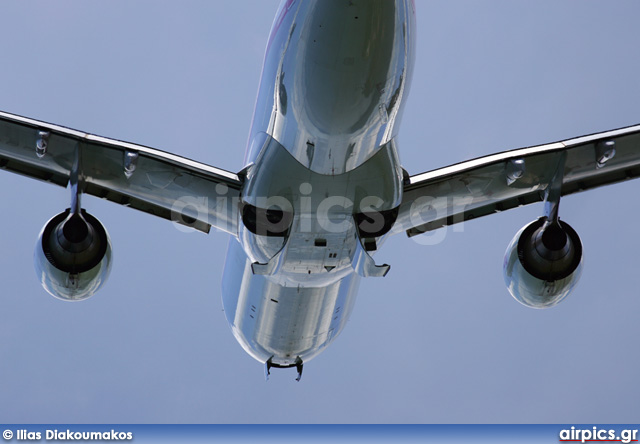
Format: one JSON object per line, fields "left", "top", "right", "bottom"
{"left": 0, "top": 0, "right": 639, "bottom": 383}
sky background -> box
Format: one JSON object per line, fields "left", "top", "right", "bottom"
{"left": 0, "top": 0, "right": 639, "bottom": 424}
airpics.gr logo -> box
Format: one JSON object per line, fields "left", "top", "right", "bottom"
{"left": 559, "top": 427, "right": 638, "bottom": 443}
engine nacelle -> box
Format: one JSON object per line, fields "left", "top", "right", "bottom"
{"left": 34, "top": 209, "right": 112, "bottom": 301}
{"left": 503, "top": 217, "right": 583, "bottom": 308}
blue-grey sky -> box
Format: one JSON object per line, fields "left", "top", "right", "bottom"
{"left": 0, "top": 1, "right": 639, "bottom": 423}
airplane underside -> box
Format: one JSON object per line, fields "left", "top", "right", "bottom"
{"left": 0, "top": 0, "right": 638, "bottom": 382}
{"left": 223, "top": 0, "right": 415, "bottom": 376}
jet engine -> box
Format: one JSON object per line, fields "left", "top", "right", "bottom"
{"left": 34, "top": 209, "right": 112, "bottom": 301}
{"left": 503, "top": 217, "right": 582, "bottom": 308}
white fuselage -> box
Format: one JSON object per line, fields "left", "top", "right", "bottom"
{"left": 222, "top": 0, "right": 415, "bottom": 369}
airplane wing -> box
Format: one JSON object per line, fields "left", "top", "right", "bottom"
{"left": 0, "top": 110, "right": 241, "bottom": 235}
{"left": 393, "top": 123, "right": 640, "bottom": 237}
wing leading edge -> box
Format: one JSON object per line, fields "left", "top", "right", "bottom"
{"left": 394, "top": 123, "right": 640, "bottom": 237}
{"left": 0, "top": 110, "right": 242, "bottom": 235}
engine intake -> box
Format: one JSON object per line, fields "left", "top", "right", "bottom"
{"left": 503, "top": 217, "right": 583, "bottom": 308}
{"left": 34, "top": 209, "right": 112, "bottom": 301}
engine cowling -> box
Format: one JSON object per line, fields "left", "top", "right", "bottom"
{"left": 34, "top": 209, "right": 112, "bottom": 301}
{"left": 503, "top": 217, "right": 583, "bottom": 308}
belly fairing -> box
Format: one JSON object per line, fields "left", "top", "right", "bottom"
{"left": 239, "top": 134, "right": 402, "bottom": 282}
